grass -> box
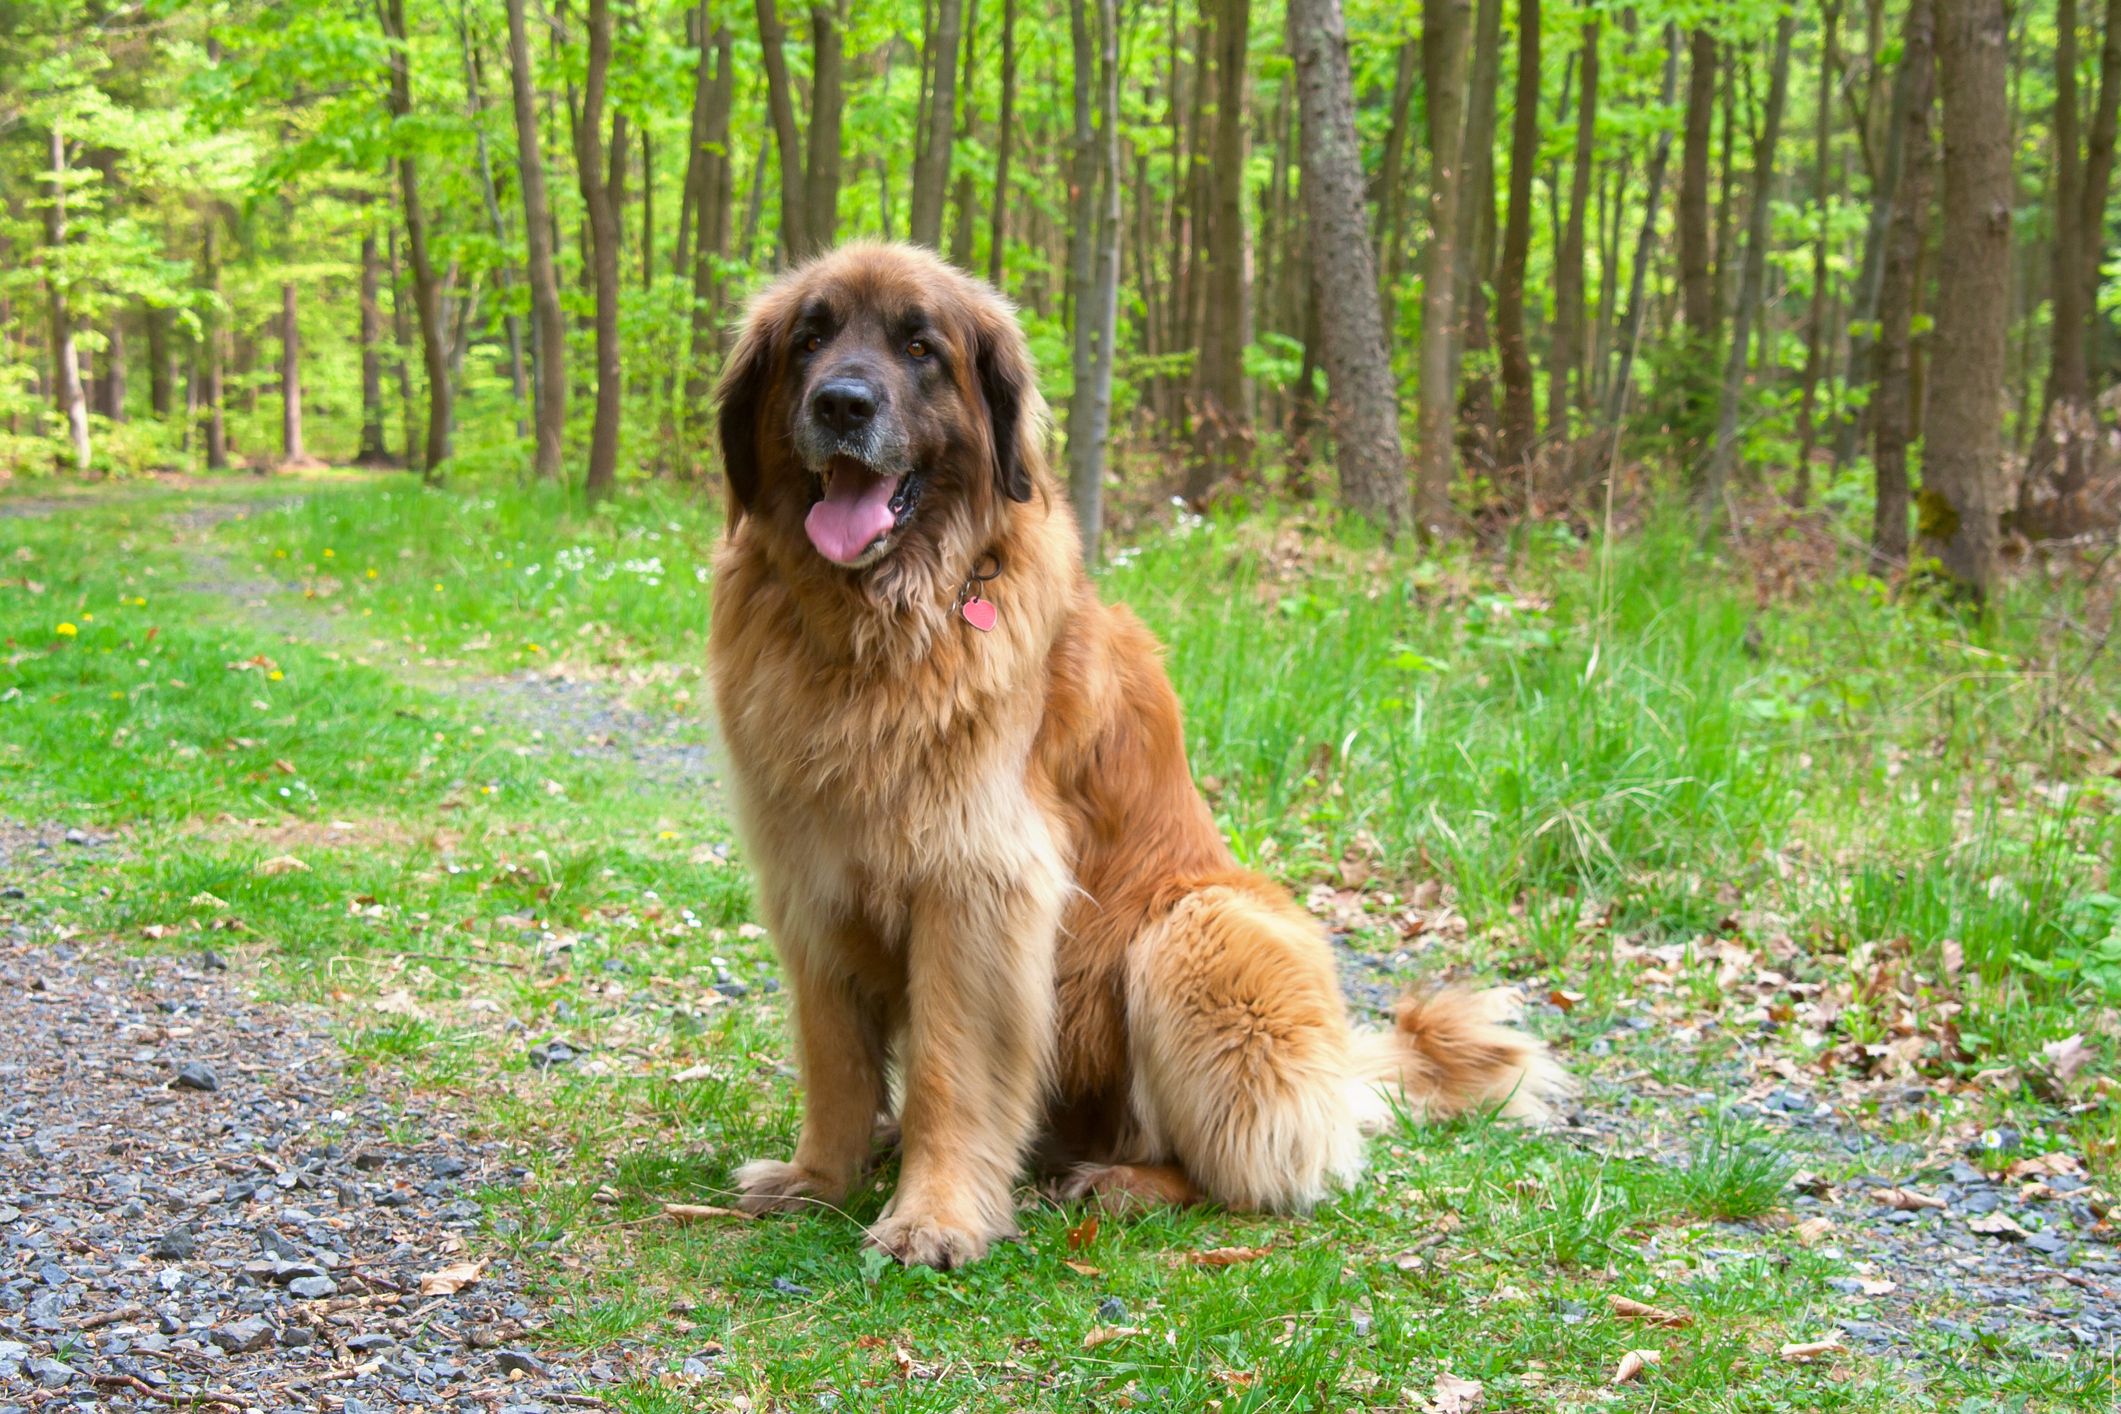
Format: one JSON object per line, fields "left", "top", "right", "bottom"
{"left": 2, "top": 470, "right": 2117, "bottom": 1409}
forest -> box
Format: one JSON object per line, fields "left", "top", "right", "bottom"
{"left": 3, "top": 0, "right": 2115, "bottom": 595}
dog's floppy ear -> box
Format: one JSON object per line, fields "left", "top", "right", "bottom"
{"left": 973, "top": 304, "right": 1036, "bottom": 504}
{"left": 714, "top": 300, "right": 777, "bottom": 525}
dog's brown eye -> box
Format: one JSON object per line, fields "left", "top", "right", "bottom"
{"left": 906, "top": 339, "right": 929, "bottom": 359}
{"left": 803, "top": 335, "right": 822, "bottom": 353}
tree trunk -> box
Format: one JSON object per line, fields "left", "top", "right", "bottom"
{"left": 1548, "top": 15, "right": 1598, "bottom": 443}
{"left": 1794, "top": 0, "right": 1842, "bottom": 501}
{"left": 1453, "top": 0, "right": 1504, "bottom": 467}
{"left": 1373, "top": 40, "right": 1420, "bottom": 294}
{"left": 1701, "top": 14, "right": 1795, "bottom": 525}
{"left": 384, "top": 0, "right": 454, "bottom": 479}
{"left": 1184, "top": 0, "right": 1253, "bottom": 504}
{"left": 94, "top": 315, "right": 126, "bottom": 424}
{"left": 949, "top": 0, "right": 981, "bottom": 269}
{"left": 576, "top": 0, "right": 622, "bottom": 502}
{"left": 1679, "top": 27, "right": 1717, "bottom": 340}
{"left": 44, "top": 127, "right": 91, "bottom": 474}
{"left": 640, "top": 128, "right": 655, "bottom": 290}
{"left": 1605, "top": 25, "right": 1681, "bottom": 426}
{"left": 1066, "top": 0, "right": 1121, "bottom": 558}
{"left": 1496, "top": 0, "right": 1541, "bottom": 469}
{"left": 806, "top": 1, "right": 849, "bottom": 251}
{"left": 1415, "top": 0, "right": 1471, "bottom": 537}
{"left": 459, "top": 5, "right": 530, "bottom": 441}
{"left": 1290, "top": 0, "right": 1408, "bottom": 533}
{"left": 146, "top": 303, "right": 173, "bottom": 421}
{"left": 1871, "top": 0, "right": 1935, "bottom": 574}
{"left": 756, "top": 0, "right": 810, "bottom": 261}
{"left": 506, "top": 0, "right": 568, "bottom": 481}
{"left": 689, "top": 20, "right": 735, "bottom": 422}
{"left": 1920, "top": 0, "right": 2010, "bottom": 600}
{"left": 988, "top": 0, "right": 1016, "bottom": 286}
{"left": 203, "top": 210, "right": 228, "bottom": 471}
{"left": 355, "top": 228, "right": 389, "bottom": 462}
{"left": 910, "top": 0, "right": 965, "bottom": 247}
{"left": 279, "top": 282, "right": 304, "bottom": 466}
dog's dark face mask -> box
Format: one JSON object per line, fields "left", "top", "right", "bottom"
{"left": 715, "top": 245, "right": 1035, "bottom": 575}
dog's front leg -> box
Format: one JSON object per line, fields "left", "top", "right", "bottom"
{"left": 733, "top": 929, "right": 889, "bottom": 1216}
{"left": 868, "top": 865, "right": 1060, "bottom": 1269}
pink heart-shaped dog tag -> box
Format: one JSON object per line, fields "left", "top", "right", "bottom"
{"left": 961, "top": 596, "right": 998, "bottom": 632}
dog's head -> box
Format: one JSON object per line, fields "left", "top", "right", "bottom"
{"left": 716, "top": 243, "right": 1043, "bottom": 578}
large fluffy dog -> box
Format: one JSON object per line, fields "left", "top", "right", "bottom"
{"left": 709, "top": 243, "right": 1568, "bottom": 1269}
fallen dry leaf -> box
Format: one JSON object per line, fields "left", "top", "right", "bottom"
{"left": 1608, "top": 1295, "right": 1692, "bottom": 1329}
{"left": 417, "top": 1260, "right": 484, "bottom": 1295}
{"left": 1969, "top": 1212, "right": 2030, "bottom": 1241}
{"left": 1546, "top": 988, "right": 1585, "bottom": 1013}
{"left": 1609, "top": 1349, "right": 1661, "bottom": 1386}
{"left": 1874, "top": 1186, "right": 1947, "bottom": 1212}
{"left": 1178, "top": 1244, "right": 1272, "bottom": 1267}
{"left": 669, "top": 1063, "right": 718, "bottom": 1083}
{"left": 254, "top": 854, "right": 310, "bottom": 877}
{"left": 1081, "top": 1324, "right": 1142, "bottom": 1350}
{"left": 1431, "top": 1371, "right": 1485, "bottom": 1412}
{"left": 1791, "top": 1216, "right": 1834, "bottom": 1246}
{"left": 1066, "top": 1213, "right": 1100, "bottom": 1252}
{"left": 1061, "top": 1259, "right": 1103, "bottom": 1277}
{"left": 1855, "top": 1277, "right": 1897, "bottom": 1296}
{"left": 662, "top": 1203, "right": 753, "bottom": 1223}
{"left": 2043, "top": 1033, "right": 2092, "bottom": 1087}
{"left": 1779, "top": 1337, "right": 1845, "bottom": 1363}
{"left": 2008, "top": 1151, "right": 2084, "bottom": 1181}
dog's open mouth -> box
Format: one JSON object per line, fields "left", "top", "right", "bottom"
{"left": 805, "top": 455, "right": 922, "bottom": 567}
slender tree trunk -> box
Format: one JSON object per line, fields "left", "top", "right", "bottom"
{"left": 1701, "top": 14, "right": 1795, "bottom": 525}
{"left": 505, "top": 0, "right": 567, "bottom": 481}
{"left": 279, "top": 282, "right": 304, "bottom": 466}
{"left": 1679, "top": 27, "right": 1717, "bottom": 340}
{"left": 949, "top": 0, "right": 981, "bottom": 268}
{"left": 910, "top": 0, "right": 966, "bottom": 247}
{"left": 1454, "top": 0, "right": 1504, "bottom": 467}
{"left": 1184, "top": 0, "right": 1253, "bottom": 504}
{"left": 1872, "top": 0, "right": 1935, "bottom": 574}
{"left": 806, "top": 1, "right": 849, "bottom": 250}
{"left": 1548, "top": 15, "right": 1598, "bottom": 443}
{"left": 1497, "top": 0, "right": 1541, "bottom": 469}
{"left": 688, "top": 21, "right": 735, "bottom": 424}
{"left": 1921, "top": 0, "right": 2010, "bottom": 600}
{"left": 640, "top": 128, "right": 655, "bottom": 290}
{"left": 988, "top": 0, "right": 1016, "bottom": 286}
{"left": 1066, "top": 0, "right": 1121, "bottom": 558}
{"left": 387, "top": 223, "right": 415, "bottom": 461}
{"left": 44, "top": 127, "right": 90, "bottom": 474}
{"left": 1416, "top": 0, "right": 1472, "bottom": 537}
{"left": 1606, "top": 25, "right": 1681, "bottom": 426}
{"left": 1794, "top": 1, "right": 1842, "bottom": 501}
{"left": 458, "top": 5, "right": 530, "bottom": 441}
{"left": 146, "top": 303, "right": 173, "bottom": 420}
{"left": 384, "top": 0, "right": 454, "bottom": 479}
{"left": 202, "top": 210, "right": 227, "bottom": 471}
{"left": 1373, "top": 40, "right": 1420, "bottom": 294}
{"left": 756, "top": 0, "right": 810, "bottom": 261}
{"left": 355, "top": 228, "right": 390, "bottom": 462}
{"left": 576, "top": 0, "right": 622, "bottom": 502}
{"left": 1290, "top": 0, "right": 1409, "bottom": 533}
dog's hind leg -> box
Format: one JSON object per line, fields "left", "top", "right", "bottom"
{"left": 1123, "top": 882, "right": 1366, "bottom": 1214}
{"left": 1053, "top": 1162, "right": 1203, "bottom": 1215}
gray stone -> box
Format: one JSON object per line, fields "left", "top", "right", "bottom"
{"left": 26, "top": 1356, "right": 75, "bottom": 1388}
{"left": 209, "top": 1319, "right": 273, "bottom": 1353}
{"left": 287, "top": 1275, "right": 337, "bottom": 1300}
{"left": 494, "top": 1348, "right": 551, "bottom": 1378}
{"left": 149, "top": 1227, "right": 195, "bottom": 1260}
{"left": 171, "top": 1061, "right": 219, "bottom": 1092}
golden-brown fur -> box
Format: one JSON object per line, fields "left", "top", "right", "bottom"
{"left": 708, "top": 243, "right": 1570, "bottom": 1269}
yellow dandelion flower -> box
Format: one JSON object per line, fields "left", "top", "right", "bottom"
{"left": 110, "top": 691, "right": 124, "bottom": 700}
{"left": 54, "top": 622, "right": 77, "bottom": 637}
{"left": 323, "top": 548, "right": 335, "bottom": 558}
{"left": 433, "top": 582, "right": 443, "bottom": 592}
{"left": 82, "top": 613, "right": 93, "bottom": 622}
{"left": 274, "top": 548, "right": 288, "bottom": 559}
{"left": 526, "top": 642, "right": 543, "bottom": 654}
{"left": 268, "top": 670, "right": 284, "bottom": 682}
{"left": 366, "top": 568, "right": 379, "bottom": 579}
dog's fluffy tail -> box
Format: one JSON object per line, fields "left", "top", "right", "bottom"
{"left": 1348, "top": 987, "right": 1574, "bottom": 1130}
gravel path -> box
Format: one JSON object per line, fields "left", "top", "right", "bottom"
{"left": 0, "top": 929, "right": 633, "bottom": 1411}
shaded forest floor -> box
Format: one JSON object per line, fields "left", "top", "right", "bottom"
{"left": 2, "top": 473, "right": 2118, "bottom": 1411}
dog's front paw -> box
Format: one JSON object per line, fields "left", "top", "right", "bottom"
{"left": 864, "top": 1211, "right": 997, "bottom": 1270}
{"left": 732, "top": 1159, "right": 840, "bottom": 1216}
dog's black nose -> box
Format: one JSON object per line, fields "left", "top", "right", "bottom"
{"left": 811, "top": 379, "right": 879, "bottom": 436}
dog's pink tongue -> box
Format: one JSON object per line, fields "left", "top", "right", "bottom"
{"left": 805, "top": 471, "right": 896, "bottom": 565}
